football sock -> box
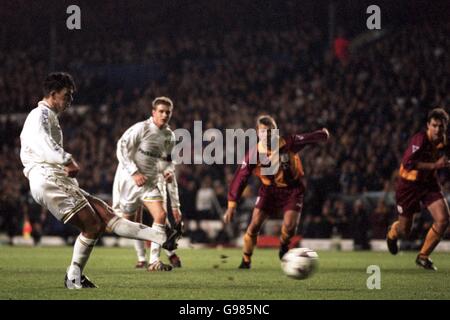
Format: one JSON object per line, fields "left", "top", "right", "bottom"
{"left": 419, "top": 226, "right": 441, "bottom": 257}
{"left": 107, "top": 216, "right": 166, "bottom": 244}
{"left": 388, "top": 221, "right": 400, "bottom": 240}
{"left": 243, "top": 231, "right": 257, "bottom": 263}
{"left": 149, "top": 223, "right": 165, "bottom": 264}
{"left": 134, "top": 240, "right": 146, "bottom": 262}
{"left": 68, "top": 234, "right": 97, "bottom": 277}
{"left": 280, "top": 225, "right": 293, "bottom": 246}
{"left": 243, "top": 252, "right": 252, "bottom": 263}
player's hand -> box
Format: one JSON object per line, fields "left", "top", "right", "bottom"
{"left": 64, "top": 159, "right": 79, "bottom": 178}
{"left": 223, "top": 207, "right": 236, "bottom": 224}
{"left": 172, "top": 208, "right": 182, "bottom": 224}
{"left": 321, "top": 128, "right": 330, "bottom": 140}
{"left": 132, "top": 172, "right": 148, "bottom": 186}
{"left": 435, "top": 156, "right": 450, "bottom": 169}
{"left": 164, "top": 171, "right": 174, "bottom": 183}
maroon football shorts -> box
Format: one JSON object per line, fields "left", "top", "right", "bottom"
{"left": 255, "top": 185, "right": 304, "bottom": 215}
{"left": 395, "top": 178, "right": 444, "bottom": 217}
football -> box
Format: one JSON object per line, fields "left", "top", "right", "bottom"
{"left": 281, "top": 248, "right": 319, "bottom": 280}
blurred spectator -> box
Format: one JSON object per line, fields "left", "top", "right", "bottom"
{"left": 352, "top": 199, "right": 371, "bottom": 250}
{"left": 196, "top": 176, "right": 222, "bottom": 220}
{"left": 370, "top": 198, "right": 391, "bottom": 239}
{"left": 333, "top": 27, "right": 350, "bottom": 64}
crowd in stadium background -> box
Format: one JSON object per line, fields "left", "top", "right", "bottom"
{"left": 1, "top": 1, "right": 449, "bottom": 247}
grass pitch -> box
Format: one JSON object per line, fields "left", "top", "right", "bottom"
{"left": 0, "top": 246, "right": 449, "bottom": 300}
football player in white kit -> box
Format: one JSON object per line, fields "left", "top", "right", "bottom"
{"left": 19, "top": 73, "right": 176, "bottom": 289}
{"left": 112, "top": 96, "right": 182, "bottom": 271}
{"left": 132, "top": 161, "right": 183, "bottom": 269}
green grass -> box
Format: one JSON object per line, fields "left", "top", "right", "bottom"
{"left": 0, "top": 246, "right": 449, "bottom": 300}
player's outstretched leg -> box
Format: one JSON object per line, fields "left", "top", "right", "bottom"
{"left": 86, "top": 195, "right": 168, "bottom": 245}
{"left": 279, "top": 210, "right": 300, "bottom": 260}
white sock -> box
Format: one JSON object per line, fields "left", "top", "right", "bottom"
{"left": 68, "top": 234, "right": 97, "bottom": 277}
{"left": 134, "top": 240, "right": 146, "bottom": 262}
{"left": 107, "top": 216, "right": 166, "bottom": 244}
{"left": 149, "top": 223, "right": 165, "bottom": 264}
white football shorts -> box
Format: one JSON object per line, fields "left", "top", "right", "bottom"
{"left": 112, "top": 167, "right": 163, "bottom": 216}
{"left": 28, "top": 165, "right": 90, "bottom": 224}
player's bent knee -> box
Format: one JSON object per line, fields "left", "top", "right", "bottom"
{"left": 283, "top": 220, "right": 297, "bottom": 232}
{"left": 436, "top": 217, "right": 449, "bottom": 231}
{"left": 159, "top": 211, "right": 168, "bottom": 220}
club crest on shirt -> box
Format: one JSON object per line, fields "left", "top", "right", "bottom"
{"left": 412, "top": 145, "right": 419, "bottom": 153}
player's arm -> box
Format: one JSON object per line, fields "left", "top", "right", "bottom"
{"left": 404, "top": 134, "right": 450, "bottom": 170}
{"left": 36, "top": 109, "right": 73, "bottom": 167}
{"left": 116, "top": 123, "right": 146, "bottom": 186}
{"left": 163, "top": 133, "right": 183, "bottom": 223}
{"left": 415, "top": 157, "right": 450, "bottom": 170}
{"left": 164, "top": 162, "right": 182, "bottom": 224}
{"left": 224, "top": 148, "right": 257, "bottom": 223}
{"left": 288, "top": 128, "right": 330, "bottom": 153}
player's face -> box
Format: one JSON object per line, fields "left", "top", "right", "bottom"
{"left": 257, "top": 124, "right": 270, "bottom": 142}
{"left": 51, "top": 88, "right": 74, "bottom": 113}
{"left": 152, "top": 104, "right": 172, "bottom": 128}
{"left": 427, "top": 118, "right": 446, "bottom": 142}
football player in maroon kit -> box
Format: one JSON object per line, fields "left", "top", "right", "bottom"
{"left": 223, "top": 115, "right": 330, "bottom": 269}
{"left": 387, "top": 108, "right": 450, "bottom": 270}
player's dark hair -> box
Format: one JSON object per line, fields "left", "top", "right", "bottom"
{"left": 427, "top": 108, "right": 449, "bottom": 125}
{"left": 43, "top": 72, "right": 76, "bottom": 97}
{"left": 257, "top": 115, "right": 277, "bottom": 129}
{"left": 152, "top": 96, "right": 173, "bottom": 110}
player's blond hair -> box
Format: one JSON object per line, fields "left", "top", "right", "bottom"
{"left": 428, "top": 108, "right": 449, "bottom": 125}
{"left": 256, "top": 115, "right": 277, "bottom": 129}
{"left": 152, "top": 96, "right": 174, "bottom": 110}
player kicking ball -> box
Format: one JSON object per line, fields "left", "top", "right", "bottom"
{"left": 387, "top": 108, "right": 450, "bottom": 270}
{"left": 19, "top": 72, "right": 178, "bottom": 289}
{"left": 223, "top": 115, "right": 329, "bottom": 269}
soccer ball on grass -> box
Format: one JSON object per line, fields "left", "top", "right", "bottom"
{"left": 281, "top": 248, "right": 318, "bottom": 280}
